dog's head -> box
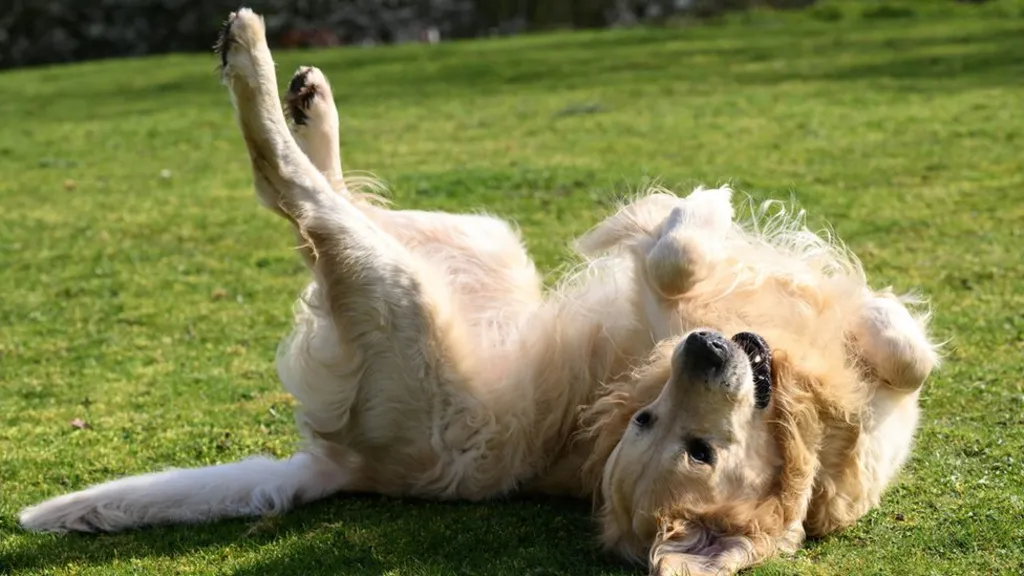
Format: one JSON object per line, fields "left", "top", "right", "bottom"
{"left": 585, "top": 327, "right": 854, "bottom": 575}
{"left": 574, "top": 189, "right": 936, "bottom": 574}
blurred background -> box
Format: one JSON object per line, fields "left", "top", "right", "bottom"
{"left": 2, "top": 0, "right": 842, "bottom": 70}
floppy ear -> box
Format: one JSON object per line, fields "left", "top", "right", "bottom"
{"left": 648, "top": 514, "right": 794, "bottom": 576}
{"left": 649, "top": 353, "right": 823, "bottom": 576}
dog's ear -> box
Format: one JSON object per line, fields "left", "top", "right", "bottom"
{"left": 648, "top": 513, "right": 798, "bottom": 576}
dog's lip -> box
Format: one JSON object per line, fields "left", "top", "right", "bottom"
{"left": 731, "top": 332, "right": 772, "bottom": 409}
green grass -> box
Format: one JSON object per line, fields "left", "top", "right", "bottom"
{"left": 2, "top": 2, "right": 1024, "bottom": 574}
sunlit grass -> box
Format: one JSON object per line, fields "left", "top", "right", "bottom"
{"left": 2, "top": 3, "right": 1023, "bottom": 574}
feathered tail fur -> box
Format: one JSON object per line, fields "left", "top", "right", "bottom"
{"left": 18, "top": 452, "right": 348, "bottom": 532}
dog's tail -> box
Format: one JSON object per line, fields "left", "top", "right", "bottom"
{"left": 18, "top": 451, "right": 348, "bottom": 533}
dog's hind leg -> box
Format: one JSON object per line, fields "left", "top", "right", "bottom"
{"left": 17, "top": 10, "right": 457, "bottom": 535}
{"left": 18, "top": 17, "right": 369, "bottom": 534}
{"left": 219, "top": 9, "right": 474, "bottom": 464}
{"left": 284, "top": 66, "right": 347, "bottom": 195}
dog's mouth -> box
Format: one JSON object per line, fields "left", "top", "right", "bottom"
{"left": 731, "top": 332, "right": 772, "bottom": 409}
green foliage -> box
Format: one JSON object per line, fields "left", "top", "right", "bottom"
{"left": 1, "top": 4, "right": 1023, "bottom": 575}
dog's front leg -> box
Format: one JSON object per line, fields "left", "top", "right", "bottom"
{"left": 577, "top": 187, "right": 734, "bottom": 340}
{"left": 640, "top": 187, "right": 733, "bottom": 300}
{"left": 628, "top": 188, "right": 734, "bottom": 342}
{"left": 850, "top": 291, "right": 940, "bottom": 393}
{"left": 577, "top": 187, "right": 734, "bottom": 300}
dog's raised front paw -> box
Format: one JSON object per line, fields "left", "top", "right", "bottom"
{"left": 851, "top": 292, "right": 939, "bottom": 392}
{"left": 644, "top": 187, "right": 734, "bottom": 299}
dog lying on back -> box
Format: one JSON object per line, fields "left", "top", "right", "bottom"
{"left": 19, "top": 9, "right": 940, "bottom": 575}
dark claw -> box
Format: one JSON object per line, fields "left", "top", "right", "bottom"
{"left": 285, "top": 69, "right": 318, "bottom": 126}
{"left": 288, "top": 69, "right": 310, "bottom": 97}
{"left": 213, "top": 12, "right": 237, "bottom": 70}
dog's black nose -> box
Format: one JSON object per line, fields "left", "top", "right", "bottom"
{"left": 685, "top": 330, "right": 730, "bottom": 371}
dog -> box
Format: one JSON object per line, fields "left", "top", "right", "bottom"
{"left": 18, "top": 9, "right": 941, "bottom": 575}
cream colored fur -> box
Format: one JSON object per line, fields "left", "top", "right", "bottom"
{"left": 18, "top": 9, "right": 941, "bottom": 575}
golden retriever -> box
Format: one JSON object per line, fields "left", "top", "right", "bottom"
{"left": 18, "top": 9, "right": 941, "bottom": 575}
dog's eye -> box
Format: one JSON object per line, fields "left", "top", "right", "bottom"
{"left": 685, "top": 438, "right": 715, "bottom": 466}
{"left": 632, "top": 410, "right": 654, "bottom": 429}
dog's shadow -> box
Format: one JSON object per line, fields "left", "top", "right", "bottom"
{"left": 5, "top": 494, "right": 638, "bottom": 575}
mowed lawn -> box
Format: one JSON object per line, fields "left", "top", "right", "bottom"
{"left": 2, "top": 3, "right": 1023, "bottom": 575}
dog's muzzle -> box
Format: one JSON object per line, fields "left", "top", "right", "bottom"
{"left": 686, "top": 330, "right": 731, "bottom": 373}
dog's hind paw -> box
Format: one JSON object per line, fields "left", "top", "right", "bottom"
{"left": 286, "top": 66, "right": 336, "bottom": 127}
{"left": 215, "top": 8, "right": 269, "bottom": 87}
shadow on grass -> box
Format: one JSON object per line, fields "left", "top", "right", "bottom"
{"left": 6, "top": 494, "right": 636, "bottom": 575}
